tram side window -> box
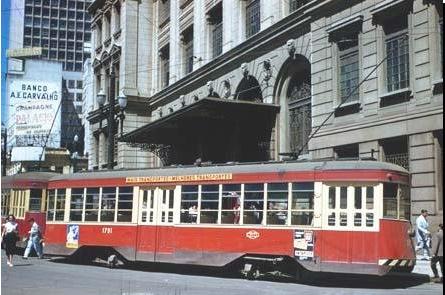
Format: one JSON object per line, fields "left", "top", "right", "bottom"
{"left": 366, "top": 187, "right": 374, "bottom": 210}
{"left": 55, "top": 189, "right": 66, "bottom": 221}
{"left": 200, "top": 185, "right": 219, "bottom": 224}
{"left": 267, "top": 183, "right": 288, "bottom": 225}
{"left": 85, "top": 188, "right": 100, "bottom": 221}
{"left": 70, "top": 188, "right": 84, "bottom": 221}
{"left": 101, "top": 187, "right": 116, "bottom": 222}
{"left": 29, "top": 189, "right": 42, "bottom": 211}
{"left": 141, "top": 190, "right": 155, "bottom": 223}
{"left": 291, "top": 182, "right": 314, "bottom": 226}
{"left": 1, "top": 189, "right": 11, "bottom": 217}
{"left": 327, "top": 185, "right": 376, "bottom": 228}
{"left": 354, "top": 187, "right": 362, "bottom": 226}
{"left": 328, "top": 187, "right": 336, "bottom": 226}
{"left": 366, "top": 187, "right": 375, "bottom": 227}
{"left": 180, "top": 185, "right": 199, "bottom": 223}
{"left": 117, "top": 187, "right": 133, "bottom": 222}
{"left": 339, "top": 187, "right": 348, "bottom": 227}
{"left": 243, "top": 183, "right": 264, "bottom": 225}
{"left": 329, "top": 187, "right": 336, "bottom": 209}
{"left": 383, "top": 183, "right": 398, "bottom": 219}
{"left": 10, "top": 190, "right": 26, "bottom": 218}
{"left": 221, "top": 184, "right": 241, "bottom": 224}
{"left": 47, "top": 189, "right": 55, "bottom": 221}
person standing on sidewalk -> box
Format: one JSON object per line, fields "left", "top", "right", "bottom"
{"left": 416, "top": 209, "right": 431, "bottom": 259}
{"left": 1, "top": 215, "right": 19, "bottom": 267}
{"left": 430, "top": 224, "right": 443, "bottom": 283}
{"left": 22, "top": 218, "right": 43, "bottom": 259}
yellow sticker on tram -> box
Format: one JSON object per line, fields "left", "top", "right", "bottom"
{"left": 126, "top": 173, "right": 233, "bottom": 184}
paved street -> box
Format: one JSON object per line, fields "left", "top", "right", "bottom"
{"left": 1, "top": 253, "right": 442, "bottom": 295}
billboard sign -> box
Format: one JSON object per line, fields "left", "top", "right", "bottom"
{"left": 6, "top": 47, "right": 42, "bottom": 58}
{"left": 10, "top": 146, "right": 45, "bottom": 162}
{"left": 9, "top": 80, "right": 61, "bottom": 147}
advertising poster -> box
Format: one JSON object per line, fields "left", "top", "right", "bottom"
{"left": 294, "top": 229, "right": 314, "bottom": 261}
{"left": 9, "top": 80, "right": 61, "bottom": 147}
{"left": 66, "top": 224, "right": 79, "bottom": 249}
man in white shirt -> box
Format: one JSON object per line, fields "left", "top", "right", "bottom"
{"left": 415, "top": 209, "right": 431, "bottom": 260}
{"left": 22, "top": 218, "right": 43, "bottom": 259}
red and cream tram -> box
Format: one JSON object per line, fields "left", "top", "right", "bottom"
{"left": 1, "top": 160, "right": 415, "bottom": 278}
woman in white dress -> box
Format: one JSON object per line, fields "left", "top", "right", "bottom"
{"left": 1, "top": 215, "right": 18, "bottom": 267}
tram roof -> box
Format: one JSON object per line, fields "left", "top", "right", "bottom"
{"left": 1, "top": 172, "right": 60, "bottom": 188}
{"left": 49, "top": 160, "right": 408, "bottom": 181}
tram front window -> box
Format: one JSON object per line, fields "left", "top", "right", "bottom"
{"left": 399, "top": 185, "right": 411, "bottom": 220}
{"left": 383, "top": 183, "right": 398, "bottom": 219}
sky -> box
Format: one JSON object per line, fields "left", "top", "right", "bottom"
{"left": 1, "top": 0, "right": 11, "bottom": 125}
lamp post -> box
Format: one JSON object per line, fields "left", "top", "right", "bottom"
{"left": 117, "top": 90, "right": 128, "bottom": 136}
{"left": 96, "top": 70, "right": 127, "bottom": 170}
{"left": 72, "top": 134, "right": 79, "bottom": 173}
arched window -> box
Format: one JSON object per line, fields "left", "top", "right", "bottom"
{"left": 287, "top": 69, "right": 311, "bottom": 154}
{"left": 276, "top": 56, "right": 311, "bottom": 157}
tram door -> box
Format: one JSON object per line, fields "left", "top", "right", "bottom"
{"left": 137, "top": 187, "right": 176, "bottom": 262}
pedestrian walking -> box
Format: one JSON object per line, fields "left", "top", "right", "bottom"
{"left": 415, "top": 209, "right": 431, "bottom": 260}
{"left": 1, "top": 214, "right": 19, "bottom": 267}
{"left": 22, "top": 218, "right": 43, "bottom": 259}
{"left": 430, "top": 224, "right": 443, "bottom": 283}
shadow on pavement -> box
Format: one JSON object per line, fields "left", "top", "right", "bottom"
{"left": 47, "top": 256, "right": 432, "bottom": 289}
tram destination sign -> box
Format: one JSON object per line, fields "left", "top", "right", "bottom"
{"left": 126, "top": 173, "right": 233, "bottom": 184}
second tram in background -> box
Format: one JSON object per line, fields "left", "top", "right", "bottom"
{"left": 1, "top": 160, "right": 415, "bottom": 279}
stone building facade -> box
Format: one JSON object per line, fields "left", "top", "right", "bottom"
{"left": 88, "top": 0, "right": 443, "bottom": 225}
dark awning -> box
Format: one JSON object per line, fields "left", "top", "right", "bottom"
{"left": 120, "top": 97, "right": 279, "bottom": 165}
{"left": 120, "top": 97, "right": 280, "bottom": 144}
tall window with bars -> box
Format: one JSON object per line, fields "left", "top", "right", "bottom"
{"left": 212, "top": 22, "right": 223, "bottom": 58}
{"left": 385, "top": 21, "right": 409, "bottom": 92}
{"left": 246, "top": 0, "right": 260, "bottom": 38}
{"left": 208, "top": 4, "right": 223, "bottom": 58}
{"left": 339, "top": 39, "right": 359, "bottom": 103}
{"left": 182, "top": 28, "right": 194, "bottom": 75}
{"left": 160, "top": 46, "right": 170, "bottom": 89}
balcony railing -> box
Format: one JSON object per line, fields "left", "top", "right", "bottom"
{"left": 385, "top": 153, "right": 409, "bottom": 171}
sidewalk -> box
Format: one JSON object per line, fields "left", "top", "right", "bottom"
{"left": 413, "top": 257, "right": 442, "bottom": 278}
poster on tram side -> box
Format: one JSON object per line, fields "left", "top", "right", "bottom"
{"left": 66, "top": 224, "right": 79, "bottom": 249}
{"left": 294, "top": 229, "right": 314, "bottom": 261}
